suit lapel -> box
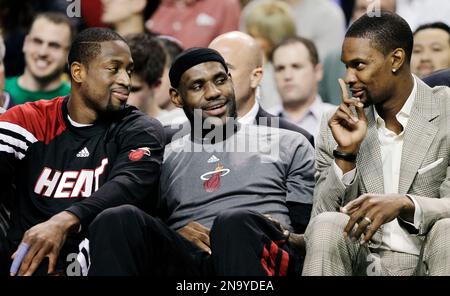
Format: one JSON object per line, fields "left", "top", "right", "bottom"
{"left": 357, "top": 107, "right": 385, "bottom": 194}
{"left": 398, "top": 80, "right": 440, "bottom": 194}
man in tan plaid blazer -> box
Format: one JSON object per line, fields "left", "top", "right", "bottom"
{"left": 302, "top": 12, "right": 450, "bottom": 276}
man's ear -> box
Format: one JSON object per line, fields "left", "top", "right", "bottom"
{"left": 70, "top": 62, "right": 84, "bottom": 83}
{"left": 314, "top": 63, "right": 324, "bottom": 83}
{"left": 391, "top": 48, "right": 406, "bottom": 72}
{"left": 250, "top": 67, "right": 263, "bottom": 88}
{"left": 170, "top": 87, "right": 184, "bottom": 108}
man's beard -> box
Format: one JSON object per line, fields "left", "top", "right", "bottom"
{"left": 97, "top": 96, "right": 127, "bottom": 121}
{"left": 183, "top": 95, "right": 238, "bottom": 141}
{"left": 184, "top": 95, "right": 237, "bottom": 128}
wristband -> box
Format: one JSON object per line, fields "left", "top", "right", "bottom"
{"left": 333, "top": 149, "right": 357, "bottom": 162}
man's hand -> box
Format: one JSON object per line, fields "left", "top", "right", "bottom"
{"left": 10, "top": 211, "right": 80, "bottom": 276}
{"left": 341, "top": 194, "right": 415, "bottom": 245}
{"left": 264, "top": 215, "right": 305, "bottom": 256}
{"left": 329, "top": 79, "right": 368, "bottom": 155}
{"left": 177, "top": 221, "right": 211, "bottom": 254}
{"left": 264, "top": 215, "right": 289, "bottom": 237}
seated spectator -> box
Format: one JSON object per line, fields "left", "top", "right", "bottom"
{"left": 423, "top": 68, "right": 450, "bottom": 87}
{"left": 125, "top": 33, "right": 166, "bottom": 119}
{"left": 5, "top": 12, "right": 73, "bottom": 105}
{"left": 270, "top": 37, "right": 336, "bottom": 137}
{"left": 241, "top": 0, "right": 297, "bottom": 110}
{"left": 146, "top": 0, "right": 241, "bottom": 48}
{"left": 87, "top": 48, "right": 314, "bottom": 276}
{"left": 0, "top": 35, "right": 14, "bottom": 113}
{"left": 411, "top": 22, "right": 450, "bottom": 78}
{"left": 100, "top": 0, "right": 158, "bottom": 37}
{"left": 0, "top": 28, "right": 164, "bottom": 276}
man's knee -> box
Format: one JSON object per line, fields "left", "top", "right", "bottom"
{"left": 428, "top": 218, "right": 450, "bottom": 237}
{"left": 212, "top": 209, "right": 260, "bottom": 234}
{"left": 426, "top": 218, "right": 450, "bottom": 252}
{"left": 305, "top": 212, "right": 349, "bottom": 241}
{"left": 90, "top": 204, "right": 143, "bottom": 232}
{"left": 423, "top": 218, "right": 450, "bottom": 275}
{"left": 307, "top": 212, "right": 349, "bottom": 231}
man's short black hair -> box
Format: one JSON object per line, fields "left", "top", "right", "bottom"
{"left": 414, "top": 22, "right": 450, "bottom": 43}
{"left": 126, "top": 33, "right": 166, "bottom": 87}
{"left": 346, "top": 11, "right": 413, "bottom": 62}
{"left": 68, "top": 27, "right": 127, "bottom": 70}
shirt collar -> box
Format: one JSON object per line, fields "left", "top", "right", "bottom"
{"left": 67, "top": 115, "right": 94, "bottom": 127}
{"left": 277, "top": 95, "right": 324, "bottom": 123}
{"left": 308, "top": 95, "right": 325, "bottom": 120}
{"left": 238, "top": 100, "right": 260, "bottom": 125}
{"left": 373, "top": 75, "right": 417, "bottom": 130}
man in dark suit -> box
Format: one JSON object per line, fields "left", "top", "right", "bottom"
{"left": 164, "top": 31, "right": 314, "bottom": 146}
{"left": 424, "top": 68, "right": 450, "bottom": 87}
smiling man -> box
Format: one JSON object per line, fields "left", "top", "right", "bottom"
{"left": 5, "top": 12, "right": 74, "bottom": 105}
{"left": 303, "top": 11, "right": 450, "bottom": 276}
{"left": 0, "top": 28, "right": 164, "bottom": 276}
{"left": 87, "top": 47, "right": 315, "bottom": 276}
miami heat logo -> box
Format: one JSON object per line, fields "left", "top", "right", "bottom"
{"left": 128, "top": 147, "right": 152, "bottom": 161}
{"left": 200, "top": 163, "right": 230, "bottom": 192}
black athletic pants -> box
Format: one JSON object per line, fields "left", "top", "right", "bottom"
{"left": 88, "top": 205, "right": 302, "bottom": 276}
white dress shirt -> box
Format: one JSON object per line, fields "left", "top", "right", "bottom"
{"left": 238, "top": 100, "right": 260, "bottom": 125}
{"left": 270, "top": 95, "right": 336, "bottom": 137}
{"left": 334, "top": 76, "right": 423, "bottom": 255}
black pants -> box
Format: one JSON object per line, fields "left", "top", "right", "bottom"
{"left": 88, "top": 205, "right": 302, "bottom": 276}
